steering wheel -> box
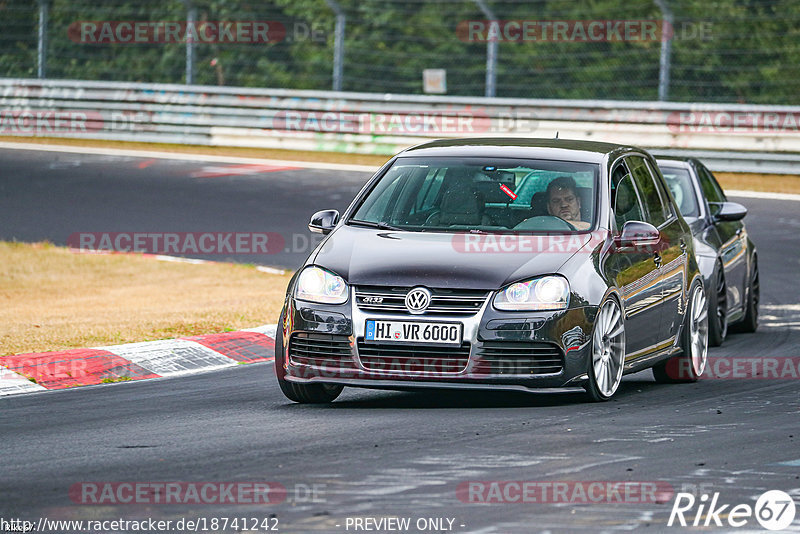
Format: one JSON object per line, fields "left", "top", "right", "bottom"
{"left": 424, "top": 210, "right": 442, "bottom": 225}
{"left": 513, "top": 215, "right": 577, "bottom": 231}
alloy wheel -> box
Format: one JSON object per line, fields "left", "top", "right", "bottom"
{"left": 590, "top": 299, "right": 626, "bottom": 398}
{"left": 689, "top": 286, "right": 709, "bottom": 376}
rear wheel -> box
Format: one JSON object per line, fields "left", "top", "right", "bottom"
{"left": 708, "top": 267, "right": 728, "bottom": 347}
{"left": 274, "top": 311, "right": 344, "bottom": 404}
{"left": 733, "top": 256, "right": 759, "bottom": 333}
{"left": 653, "top": 282, "right": 708, "bottom": 383}
{"left": 585, "top": 298, "right": 626, "bottom": 402}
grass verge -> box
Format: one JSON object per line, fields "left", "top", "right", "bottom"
{"left": 0, "top": 135, "right": 391, "bottom": 167}
{"left": 714, "top": 172, "right": 800, "bottom": 195}
{"left": 0, "top": 242, "right": 292, "bottom": 356}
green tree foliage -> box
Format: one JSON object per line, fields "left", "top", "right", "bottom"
{"left": 0, "top": 0, "right": 797, "bottom": 103}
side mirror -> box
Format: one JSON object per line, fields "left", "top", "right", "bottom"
{"left": 615, "top": 221, "right": 660, "bottom": 248}
{"left": 713, "top": 201, "right": 747, "bottom": 222}
{"left": 308, "top": 209, "right": 340, "bottom": 234}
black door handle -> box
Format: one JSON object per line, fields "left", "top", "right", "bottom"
{"left": 680, "top": 239, "right": 687, "bottom": 251}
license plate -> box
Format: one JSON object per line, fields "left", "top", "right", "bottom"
{"left": 365, "top": 320, "right": 462, "bottom": 345}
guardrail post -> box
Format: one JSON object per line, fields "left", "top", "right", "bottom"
{"left": 655, "top": 0, "right": 673, "bottom": 101}
{"left": 474, "top": 0, "right": 497, "bottom": 98}
{"left": 184, "top": 0, "right": 197, "bottom": 85}
{"left": 37, "top": 0, "right": 49, "bottom": 78}
{"left": 325, "top": 0, "right": 346, "bottom": 91}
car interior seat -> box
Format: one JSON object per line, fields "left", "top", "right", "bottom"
{"left": 530, "top": 191, "right": 548, "bottom": 216}
{"left": 426, "top": 168, "right": 489, "bottom": 226}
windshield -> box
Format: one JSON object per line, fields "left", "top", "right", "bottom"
{"left": 350, "top": 157, "right": 599, "bottom": 233}
{"left": 658, "top": 165, "right": 700, "bottom": 217}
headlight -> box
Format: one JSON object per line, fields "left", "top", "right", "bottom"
{"left": 493, "top": 276, "right": 570, "bottom": 311}
{"left": 295, "top": 266, "right": 348, "bottom": 304}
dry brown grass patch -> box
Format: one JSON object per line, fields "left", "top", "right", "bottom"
{"left": 0, "top": 242, "right": 292, "bottom": 356}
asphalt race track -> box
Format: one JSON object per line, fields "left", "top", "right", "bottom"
{"left": 0, "top": 148, "right": 375, "bottom": 269}
{"left": 1, "top": 147, "right": 800, "bottom": 533}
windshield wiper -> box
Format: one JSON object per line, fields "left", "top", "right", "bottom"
{"left": 348, "top": 219, "right": 402, "bottom": 231}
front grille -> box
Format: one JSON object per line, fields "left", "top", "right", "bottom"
{"left": 288, "top": 332, "right": 355, "bottom": 370}
{"left": 474, "top": 342, "right": 564, "bottom": 375}
{"left": 356, "top": 340, "right": 471, "bottom": 374}
{"left": 355, "top": 286, "right": 489, "bottom": 315}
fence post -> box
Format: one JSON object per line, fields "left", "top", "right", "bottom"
{"left": 184, "top": 0, "right": 197, "bottom": 84}
{"left": 655, "top": 0, "right": 673, "bottom": 101}
{"left": 474, "top": 0, "right": 497, "bottom": 98}
{"left": 37, "top": 0, "right": 49, "bottom": 78}
{"left": 325, "top": 0, "right": 345, "bottom": 91}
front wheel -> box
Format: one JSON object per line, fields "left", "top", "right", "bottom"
{"left": 585, "top": 298, "right": 626, "bottom": 402}
{"left": 274, "top": 311, "right": 344, "bottom": 404}
{"left": 653, "top": 282, "right": 709, "bottom": 383}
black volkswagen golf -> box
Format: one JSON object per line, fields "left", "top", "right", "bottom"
{"left": 275, "top": 139, "right": 708, "bottom": 403}
{"left": 656, "top": 156, "right": 759, "bottom": 347}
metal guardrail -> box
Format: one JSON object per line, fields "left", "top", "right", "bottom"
{"left": 1, "top": 78, "right": 799, "bottom": 174}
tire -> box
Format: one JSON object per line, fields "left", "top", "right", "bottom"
{"left": 585, "top": 298, "right": 626, "bottom": 402}
{"left": 708, "top": 266, "right": 728, "bottom": 347}
{"left": 274, "top": 310, "right": 344, "bottom": 404}
{"left": 732, "top": 256, "right": 759, "bottom": 334}
{"left": 653, "top": 282, "right": 709, "bottom": 383}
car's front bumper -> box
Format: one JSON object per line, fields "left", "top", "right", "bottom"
{"left": 280, "top": 288, "right": 599, "bottom": 392}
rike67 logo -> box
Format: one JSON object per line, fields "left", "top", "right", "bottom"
{"left": 668, "top": 489, "right": 796, "bottom": 530}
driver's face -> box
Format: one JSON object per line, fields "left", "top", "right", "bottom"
{"left": 547, "top": 187, "right": 581, "bottom": 221}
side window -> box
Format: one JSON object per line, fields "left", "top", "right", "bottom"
{"left": 697, "top": 164, "right": 726, "bottom": 203}
{"left": 610, "top": 161, "right": 628, "bottom": 190}
{"left": 613, "top": 174, "right": 645, "bottom": 230}
{"left": 644, "top": 159, "right": 676, "bottom": 220}
{"left": 627, "top": 156, "right": 666, "bottom": 227}
{"left": 358, "top": 168, "right": 408, "bottom": 222}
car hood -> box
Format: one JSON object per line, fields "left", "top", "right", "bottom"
{"left": 310, "top": 225, "right": 597, "bottom": 290}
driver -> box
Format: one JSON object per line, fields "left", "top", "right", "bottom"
{"left": 545, "top": 176, "right": 590, "bottom": 230}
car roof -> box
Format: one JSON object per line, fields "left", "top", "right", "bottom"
{"left": 398, "top": 137, "right": 638, "bottom": 163}
{"left": 654, "top": 155, "right": 698, "bottom": 168}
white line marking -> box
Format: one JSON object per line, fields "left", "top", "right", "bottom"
{"left": 96, "top": 339, "right": 237, "bottom": 376}
{"left": 546, "top": 455, "right": 642, "bottom": 476}
{"left": 762, "top": 304, "right": 800, "bottom": 311}
{"left": 762, "top": 321, "right": 800, "bottom": 328}
{"left": 727, "top": 190, "right": 800, "bottom": 202}
{"left": 154, "top": 255, "right": 209, "bottom": 265}
{"left": 0, "top": 366, "right": 47, "bottom": 396}
{"left": 256, "top": 265, "right": 287, "bottom": 275}
{"left": 243, "top": 324, "right": 278, "bottom": 338}
{"left": 0, "top": 142, "right": 378, "bottom": 173}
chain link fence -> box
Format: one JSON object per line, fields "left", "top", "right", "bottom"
{"left": 1, "top": 0, "right": 799, "bottom": 104}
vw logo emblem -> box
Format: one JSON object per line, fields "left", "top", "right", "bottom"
{"left": 405, "top": 287, "right": 432, "bottom": 314}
